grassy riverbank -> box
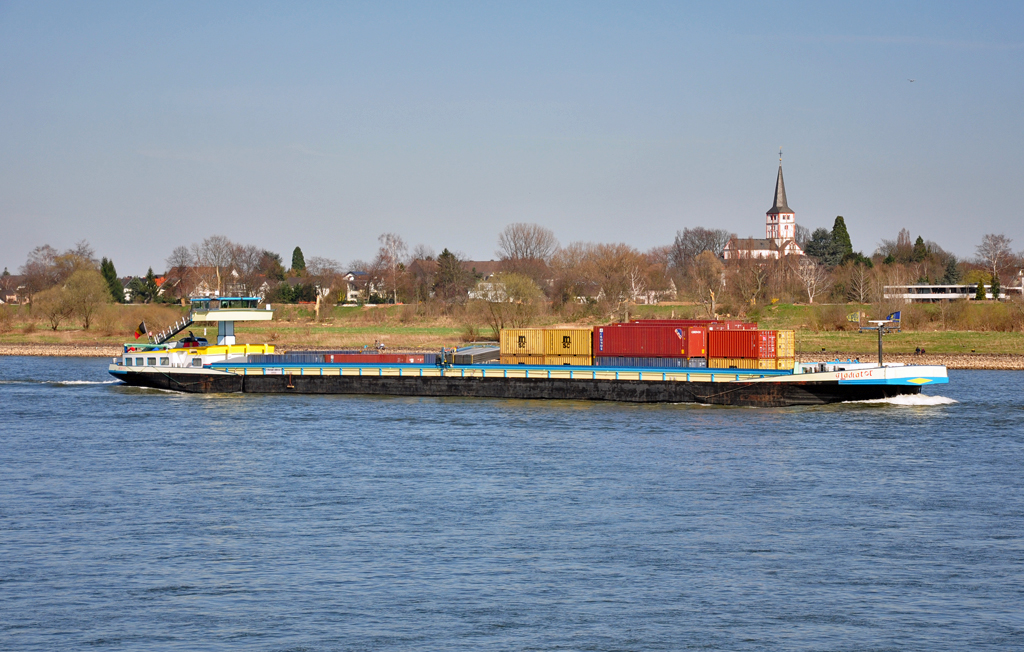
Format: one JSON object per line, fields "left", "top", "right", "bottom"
{"left": 2, "top": 302, "right": 1023, "bottom": 362}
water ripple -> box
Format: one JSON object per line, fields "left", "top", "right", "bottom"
{"left": 0, "top": 359, "right": 1021, "bottom": 650}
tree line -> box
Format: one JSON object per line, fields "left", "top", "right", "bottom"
{"left": 3, "top": 219, "right": 1021, "bottom": 332}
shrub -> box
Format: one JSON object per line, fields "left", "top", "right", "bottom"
{"left": 34, "top": 286, "right": 74, "bottom": 330}
{"left": 808, "top": 304, "right": 850, "bottom": 331}
{"left": 0, "top": 305, "right": 13, "bottom": 333}
{"left": 460, "top": 323, "right": 481, "bottom": 342}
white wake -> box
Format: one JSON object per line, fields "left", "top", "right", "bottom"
{"left": 848, "top": 394, "right": 958, "bottom": 406}
{"left": 51, "top": 380, "right": 120, "bottom": 385}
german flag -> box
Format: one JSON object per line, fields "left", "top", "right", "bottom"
{"left": 134, "top": 321, "right": 147, "bottom": 339}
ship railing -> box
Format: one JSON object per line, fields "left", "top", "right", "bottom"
{"left": 153, "top": 315, "right": 195, "bottom": 345}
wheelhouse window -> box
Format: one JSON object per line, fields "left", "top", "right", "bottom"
{"left": 124, "top": 358, "right": 132, "bottom": 366}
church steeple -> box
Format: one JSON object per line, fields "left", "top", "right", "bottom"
{"left": 767, "top": 164, "right": 793, "bottom": 215}
{"left": 765, "top": 151, "right": 796, "bottom": 243}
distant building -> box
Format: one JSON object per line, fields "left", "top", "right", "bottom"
{"left": 461, "top": 260, "right": 502, "bottom": 280}
{"left": 884, "top": 283, "right": 1023, "bottom": 302}
{"left": 724, "top": 162, "right": 805, "bottom": 260}
{"left": 342, "top": 271, "right": 384, "bottom": 303}
{"left": 0, "top": 274, "right": 26, "bottom": 304}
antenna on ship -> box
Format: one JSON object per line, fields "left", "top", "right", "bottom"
{"left": 862, "top": 312, "right": 901, "bottom": 367}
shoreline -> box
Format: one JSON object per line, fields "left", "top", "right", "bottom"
{"left": 2, "top": 343, "right": 1024, "bottom": 370}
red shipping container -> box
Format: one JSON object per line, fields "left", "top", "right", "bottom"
{"left": 593, "top": 324, "right": 687, "bottom": 357}
{"left": 708, "top": 330, "right": 759, "bottom": 358}
{"left": 325, "top": 353, "right": 426, "bottom": 363}
{"left": 630, "top": 319, "right": 757, "bottom": 331}
{"left": 686, "top": 327, "right": 707, "bottom": 357}
{"left": 710, "top": 321, "right": 757, "bottom": 331}
{"left": 757, "top": 331, "right": 777, "bottom": 359}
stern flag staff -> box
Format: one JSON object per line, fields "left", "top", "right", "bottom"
{"left": 134, "top": 322, "right": 147, "bottom": 339}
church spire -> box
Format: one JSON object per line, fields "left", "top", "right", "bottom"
{"left": 767, "top": 163, "right": 793, "bottom": 215}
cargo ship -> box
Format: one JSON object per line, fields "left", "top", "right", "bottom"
{"left": 108, "top": 298, "right": 948, "bottom": 407}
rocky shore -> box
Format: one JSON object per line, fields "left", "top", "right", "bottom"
{"left": 1, "top": 343, "right": 1023, "bottom": 370}
{"left": 796, "top": 353, "right": 1024, "bottom": 370}
{"left": 0, "top": 344, "right": 121, "bottom": 358}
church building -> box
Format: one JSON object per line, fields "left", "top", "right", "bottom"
{"left": 723, "top": 162, "right": 805, "bottom": 260}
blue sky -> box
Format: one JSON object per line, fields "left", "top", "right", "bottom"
{"left": 2, "top": 1, "right": 1022, "bottom": 274}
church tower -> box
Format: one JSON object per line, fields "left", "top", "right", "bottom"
{"left": 766, "top": 156, "right": 795, "bottom": 244}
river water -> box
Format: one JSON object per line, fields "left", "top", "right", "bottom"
{"left": 1, "top": 356, "right": 1022, "bottom": 650}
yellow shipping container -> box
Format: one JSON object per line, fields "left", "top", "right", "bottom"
{"left": 776, "top": 357, "right": 796, "bottom": 371}
{"left": 757, "top": 358, "right": 776, "bottom": 370}
{"left": 500, "top": 354, "right": 545, "bottom": 365}
{"left": 543, "top": 355, "right": 593, "bottom": 366}
{"left": 776, "top": 330, "right": 795, "bottom": 358}
{"left": 709, "top": 357, "right": 760, "bottom": 369}
{"left": 543, "top": 328, "right": 593, "bottom": 356}
{"left": 500, "top": 329, "right": 545, "bottom": 355}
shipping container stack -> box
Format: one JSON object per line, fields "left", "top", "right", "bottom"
{"left": 499, "top": 328, "right": 593, "bottom": 365}
{"left": 499, "top": 328, "right": 545, "bottom": 365}
{"left": 249, "top": 351, "right": 438, "bottom": 365}
{"left": 498, "top": 322, "right": 796, "bottom": 371}
{"left": 593, "top": 323, "right": 709, "bottom": 368}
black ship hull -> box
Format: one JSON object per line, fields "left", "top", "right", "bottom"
{"left": 111, "top": 368, "right": 921, "bottom": 407}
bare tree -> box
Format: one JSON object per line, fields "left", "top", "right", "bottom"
{"left": 166, "top": 245, "right": 193, "bottom": 271}
{"left": 66, "top": 269, "right": 111, "bottom": 329}
{"left": 20, "top": 245, "right": 60, "bottom": 302}
{"left": 729, "top": 259, "right": 770, "bottom": 307}
{"left": 230, "top": 243, "right": 264, "bottom": 295}
{"left": 191, "top": 235, "right": 233, "bottom": 295}
{"left": 976, "top": 233, "right": 1014, "bottom": 281}
{"left": 644, "top": 246, "right": 676, "bottom": 302}
{"left": 795, "top": 258, "right": 833, "bottom": 303}
{"left": 848, "top": 261, "right": 870, "bottom": 303}
{"left": 626, "top": 265, "right": 647, "bottom": 303}
{"left": 497, "top": 223, "right": 558, "bottom": 284}
{"left": 306, "top": 256, "right": 342, "bottom": 320}
{"left": 476, "top": 272, "right": 544, "bottom": 335}
{"left": 669, "top": 227, "right": 733, "bottom": 269}
{"left": 549, "top": 242, "right": 594, "bottom": 304}
{"left": 794, "top": 224, "right": 811, "bottom": 247}
{"left": 378, "top": 233, "right": 408, "bottom": 304}
{"left": 691, "top": 251, "right": 725, "bottom": 317}
{"left": 497, "top": 223, "right": 558, "bottom": 263}
{"left": 411, "top": 244, "right": 435, "bottom": 262}
{"left": 19, "top": 243, "right": 97, "bottom": 304}
{"left": 33, "top": 285, "right": 74, "bottom": 330}
{"left": 585, "top": 243, "right": 649, "bottom": 306}
{"left": 877, "top": 228, "right": 915, "bottom": 263}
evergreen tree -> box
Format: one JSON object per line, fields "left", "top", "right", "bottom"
{"left": 291, "top": 247, "right": 306, "bottom": 275}
{"left": 259, "top": 251, "right": 286, "bottom": 281}
{"left": 975, "top": 280, "right": 986, "bottom": 300}
{"left": 912, "top": 236, "right": 928, "bottom": 262}
{"left": 991, "top": 273, "right": 1001, "bottom": 300}
{"left": 100, "top": 257, "right": 122, "bottom": 303}
{"left": 128, "top": 268, "right": 161, "bottom": 303}
{"left": 2, "top": 267, "right": 9, "bottom": 276}
{"left": 433, "top": 248, "right": 471, "bottom": 304}
{"left": 830, "top": 216, "right": 853, "bottom": 259}
{"left": 940, "top": 257, "right": 962, "bottom": 284}
{"left": 804, "top": 228, "right": 835, "bottom": 264}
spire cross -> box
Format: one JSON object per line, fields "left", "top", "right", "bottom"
{"left": 779, "top": 147, "right": 782, "bottom": 163}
